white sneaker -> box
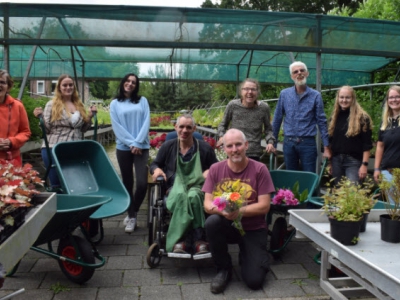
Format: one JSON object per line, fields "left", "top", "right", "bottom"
{"left": 123, "top": 215, "right": 130, "bottom": 226}
{"left": 125, "top": 218, "right": 136, "bottom": 233}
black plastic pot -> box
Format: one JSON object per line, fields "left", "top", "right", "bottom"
{"left": 380, "top": 214, "right": 400, "bottom": 243}
{"left": 329, "top": 217, "right": 362, "bottom": 246}
{"left": 359, "top": 213, "right": 369, "bottom": 233}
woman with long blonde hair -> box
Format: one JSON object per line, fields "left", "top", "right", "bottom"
{"left": 374, "top": 86, "right": 400, "bottom": 200}
{"left": 33, "top": 74, "right": 96, "bottom": 187}
{"left": 328, "top": 86, "right": 373, "bottom": 185}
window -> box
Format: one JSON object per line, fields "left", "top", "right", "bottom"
{"left": 37, "top": 81, "right": 44, "bottom": 94}
{"left": 51, "top": 80, "right": 57, "bottom": 94}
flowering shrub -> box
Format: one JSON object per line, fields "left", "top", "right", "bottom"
{"left": 272, "top": 189, "right": 299, "bottom": 205}
{"left": 150, "top": 115, "right": 171, "bottom": 127}
{"left": 272, "top": 181, "right": 308, "bottom": 206}
{"left": 0, "top": 160, "right": 43, "bottom": 228}
{"left": 149, "top": 132, "right": 166, "bottom": 149}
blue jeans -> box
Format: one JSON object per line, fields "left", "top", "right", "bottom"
{"left": 41, "top": 148, "right": 60, "bottom": 188}
{"left": 381, "top": 170, "right": 395, "bottom": 205}
{"left": 283, "top": 136, "right": 317, "bottom": 172}
{"left": 331, "top": 154, "right": 361, "bottom": 185}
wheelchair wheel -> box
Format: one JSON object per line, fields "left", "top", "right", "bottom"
{"left": 270, "top": 217, "right": 287, "bottom": 257}
{"left": 57, "top": 235, "right": 95, "bottom": 284}
{"left": 147, "top": 242, "right": 162, "bottom": 268}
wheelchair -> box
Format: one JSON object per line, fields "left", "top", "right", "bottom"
{"left": 146, "top": 176, "right": 211, "bottom": 268}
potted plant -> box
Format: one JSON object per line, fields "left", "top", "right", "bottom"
{"left": 378, "top": 168, "right": 400, "bottom": 243}
{"left": 322, "top": 177, "right": 374, "bottom": 245}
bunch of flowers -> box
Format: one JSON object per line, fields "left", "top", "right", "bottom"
{"left": 203, "top": 136, "right": 216, "bottom": 149}
{"left": 150, "top": 115, "right": 171, "bottom": 127}
{"left": 212, "top": 180, "right": 248, "bottom": 235}
{"left": 272, "top": 189, "right": 299, "bottom": 205}
{"left": 149, "top": 132, "right": 166, "bottom": 149}
{"left": 0, "top": 160, "right": 43, "bottom": 229}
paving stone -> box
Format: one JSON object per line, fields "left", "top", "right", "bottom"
{"left": 0, "top": 288, "right": 54, "bottom": 300}
{"left": 97, "top": 287, "right": 138, "bottom": 300}
{"left": 53, "top": 287, "right": 98, "bottom": 300}
{"left": 123, "top": 269, "right": 162, "bottom": 286}
{"left": 139, "top": 284, "right": 182, "bottom": 300}
{"left": 96, "top": 244, "right": 128, "bottom": 256}
{"left": 30, "top": 258, "right": 60, "bottom": 272}
{"left": 264, "top": 278, "right": 306, "bottom": 298}
{"left": 181, "top": 283, "right": 222, "bottom": 299}
{"left": 105, "top": 255, "right": 142, "bottom": 270}
{"left": 270, "top": 264, "right": 309, "bottom": 280}
{"left": 161, "top": 267, "right": 201, "bottom": 285}
{"left": 2, "top": 272, "right": 46, "bottom": 290}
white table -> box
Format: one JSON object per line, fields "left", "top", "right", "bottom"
{"left": 0, "top": 193, "right": 56, "bottom": 272}
{"left": 289, "top": 209, "right": 400, "bottom": 300}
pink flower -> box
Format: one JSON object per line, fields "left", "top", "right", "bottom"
{"left": 213, "top": 196, "right": 227, "bottom": 211}
{"left": 272, "top": 189, "right": 299, "bottom": 205}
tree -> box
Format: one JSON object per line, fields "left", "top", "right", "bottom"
{"left": 89, "top": 81, "right": 109, "bottom": 100}
{"left": 201, "top": 0, "right": 363, "bottom": 14}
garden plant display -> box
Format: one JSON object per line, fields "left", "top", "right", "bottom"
{"left": 0, "top": 159, "right": 43, "bottom": 242}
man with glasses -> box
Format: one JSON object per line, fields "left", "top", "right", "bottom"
{"left": 272, "top": 61, "right": 331, "bottom": 172}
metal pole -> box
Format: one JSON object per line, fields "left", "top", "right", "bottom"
{"left": 3, "top": 4, "right": 9, "bottom": 71}
{"left": 18, "top": 17, "right": 46, "bottom": 100}
{"left": 315, "top": 16, "right": 322, "bottom": 175}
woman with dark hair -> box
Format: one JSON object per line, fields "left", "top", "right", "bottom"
{"left": 217, "top": 78, "right": 275, "bottom": 161}
{"left": 374, "top": 85, "right": 400, "bottom": 203}
{"left": 34, "top": 74, "right": 96, "bottom": 187}
{"left": 328, "top": 86, "right": 373, "bottom": 185}
{"left": 110, "top": 73, "right": 150, "bottom": 233}
{"left": 0, "top": 69, "right": 31, "bottom": 166}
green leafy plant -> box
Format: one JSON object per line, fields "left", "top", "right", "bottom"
{"left": 379, "top": 168, "right": 400, "bottom": 221}
{"left": 50, "top": 282, "right": 70, "bottom": 294}
{"left": 323, "top": 177, "right": 375, "bottom": 221}
{"left": 292, "top": 181, "right": 309, "bottom": 203}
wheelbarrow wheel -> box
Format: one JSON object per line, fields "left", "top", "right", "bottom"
{"left": 57, "top": 235, "right": 95, "bottom": 284}
{"left": 270, "top": 217, "right": 287, "bottom": 258}
{"left": 146, "top": 243, "right": 162, "bottom": 268}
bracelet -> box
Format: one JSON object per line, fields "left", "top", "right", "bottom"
{"left": 374, "top": 168, "right": 381, "bottom": 171}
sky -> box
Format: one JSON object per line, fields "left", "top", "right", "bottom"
{"left": 4, "top": 0, "right": 207, "bottom": 8}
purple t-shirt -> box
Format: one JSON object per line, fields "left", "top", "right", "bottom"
{"left": 202, "top": 159, "right": 275, "bottom": 231}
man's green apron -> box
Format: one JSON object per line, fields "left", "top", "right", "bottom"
{"left": 166, "top": 140, "right": 205, "bottom": 252}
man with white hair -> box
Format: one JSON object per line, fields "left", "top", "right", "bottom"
{"left": 272, "top": 61, "right": 331, "bottom": 172}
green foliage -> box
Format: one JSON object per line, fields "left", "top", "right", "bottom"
{"left": 323, "top": 177, "right": 375, "bottom": 221}
{"left": 50, "top": 282, "right": 70, "bottom": 294}
{"left": 292, "top": 181, "right": 309, "bottom": 203}
{"left": 379, "top": 168, "right": 400, "bottom": 220}
{"left": 89, "top": 80, "right": 109, "bottom": 100}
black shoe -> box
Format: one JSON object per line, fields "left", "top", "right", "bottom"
{"left": 210, "top": 268, "right": 232, "bottom": 294}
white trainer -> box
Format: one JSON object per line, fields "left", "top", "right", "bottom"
{"left": 125, "top": 218, "right": 136, "bottom": 233}
{"left": 123, "top": 215, "right": 130, "bottom": 226}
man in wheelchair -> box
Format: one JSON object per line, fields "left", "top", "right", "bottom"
{"left": 150, "top": 114, "right": 218, "bottom": 255}
{"left": 203, "top": 129, "right": 274, "bottom": 294}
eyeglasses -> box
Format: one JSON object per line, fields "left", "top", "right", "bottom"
{"left": 388, "top": 96, "right": 400, "bottom": 100}
{"left": 241, "top": 88, "right": 257, "bottom": 92}
{"left": 292, "top": 69, "right": 306, "bottom": 75}
{"left": 0, "top": 81, "right": 7, "bottom": 85}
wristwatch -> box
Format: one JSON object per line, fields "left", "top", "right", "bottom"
{"left": 362, "top": 161, "right": 369, "bottom": 166}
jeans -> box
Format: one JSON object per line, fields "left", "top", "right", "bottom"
{"left": 283, "top": 136, "right": 317, "bottom": 172}
{"left": 116, "top": 149, "right": 149, "bottom": 217}
{"left": 41, "top": 148, "right": 60, "bottom": 188}
{"left": 381, "top": 170, "right": 395, "bottom": 205}
{"left": 205, "top": 214, "right": 270, "bottom": 290}
{"left": 331, "top": 154, "right": 361, "bottom": 185}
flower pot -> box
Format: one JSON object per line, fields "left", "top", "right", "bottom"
{"left": 329, "top": 217, "right": 362, "bottom": 246}
{"left": 359, "top": 213, "right": 369, "bottom": 233}
{"left": 380, "top": 214, "right": 400, "bottom": 243}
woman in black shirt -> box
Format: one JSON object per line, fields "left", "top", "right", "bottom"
{"left": 328, "top": 86, "right": 373, "bottom": 185}
{"left": 374, "top": 86, "right": 400, "bottom": 202}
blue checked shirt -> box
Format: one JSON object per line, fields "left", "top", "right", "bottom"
{"left": 272, "top": 86, "right": 329, "bottom": 147}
